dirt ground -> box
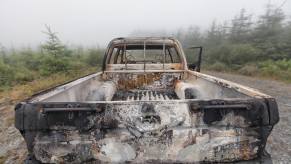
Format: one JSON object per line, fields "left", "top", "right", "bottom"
{"left": 0, "top": 102, "right": 27, "bottom": 164}
{"left": 0, "top": 71, "right": 290, "bottom": 163}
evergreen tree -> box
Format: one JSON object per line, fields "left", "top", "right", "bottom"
{"left": 41, "top": 25, "right": 65, "bottom": 58}
{"left": 254, "top": 4, "right": 286, "bottom": 60}
{"left": 230, "top": 8, "right": 252, "bottom": 43}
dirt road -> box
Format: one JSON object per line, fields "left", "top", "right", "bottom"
{"left": 0, "top": 71, "right": 290, "bottom": 163}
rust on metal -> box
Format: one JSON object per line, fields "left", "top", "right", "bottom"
{"left": 117, "top": 73, "right": 163, "bottom": 90}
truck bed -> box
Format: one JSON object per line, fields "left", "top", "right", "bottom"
{"left": 28, "top": 71, "right": 254, "bottom": 103}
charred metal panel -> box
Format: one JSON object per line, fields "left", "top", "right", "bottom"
{"left": 15, "top": 98, "right": 277, "bottom": 163}
{"left": 14, "top": 103, "right": 24, "bottom": 131}
{"left": 265, "top": 98, "right": 280, "bottom": 125}
{"left": 189, "top": 99, "right": 270, "bottom": 126}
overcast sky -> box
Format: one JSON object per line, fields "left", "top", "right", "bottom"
{"left": 0, "top": 0, "right": 290, "bottom": 48}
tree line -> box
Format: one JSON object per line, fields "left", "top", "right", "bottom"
{"left": 176, "top": 4, "right": 291, "bottom": 82}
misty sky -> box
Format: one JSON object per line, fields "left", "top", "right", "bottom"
{"left": 0, "top": 0, "right": 290, "bottom": 48}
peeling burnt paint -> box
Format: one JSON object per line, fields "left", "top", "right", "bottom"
{"left": 15, "top": 37, "right": 278, "bottom": 163}
{"left": 16, "top": 99, "right": 276, "bottom": 163}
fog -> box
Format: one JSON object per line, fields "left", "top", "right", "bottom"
{"left": 0, "top": 0, "right": 290, "bottom": 48}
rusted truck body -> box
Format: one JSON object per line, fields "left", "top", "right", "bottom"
{"left": 15, "top": 37, "right": 279, "bottom": 163}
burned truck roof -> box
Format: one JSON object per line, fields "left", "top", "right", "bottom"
{"left": 108, "top": 37, "right": 179, "bottom": 45}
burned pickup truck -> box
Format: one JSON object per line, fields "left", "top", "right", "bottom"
{"left": 15, "top": 37, "right": 279, "bottom": 163}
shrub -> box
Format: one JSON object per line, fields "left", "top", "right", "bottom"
{"left": 228, "top": 44, "right": 262, "bottom": 65}
{"left": 206, "top": 62, "right": 229, "bottom": 72}
{"left": 14, "top": 67, "right": 36, "bottom": 83}
{"left": 238, "top": 64, "right": 259, "bottom": 76}
{"left": 85, "top": 49, "right": 103, "bottom": 67}
{"left": 205, "top": 44, "right": 262, "bottom": 69}
{"left": 0, "top": 60, "right": 14, "bottom": 86}
{"left": 258, "top": 59, "right": 291, "bottom": 82}
{"left": 40, "top": 56, "right": 71, "bottom": 76}
{"left": 275, "top": 59, "right": 291, "bottom": 70}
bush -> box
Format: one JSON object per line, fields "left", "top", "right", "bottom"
{"left": 258, "top": 59, "right": 291, "bottom": 82}
{"left": 238, "top": 64, "right": 259, "bottom": 76}
{"left": 14, "top": 67, "right": 36, "bottom": 83}
{"left": 0, "top": 60, "right": 14, "bottom": 86}
{"left": 206, "top": 62, "right": 229, "bottom": 72}
{"left": 275, "top": 59, "right": 291, "bottom": 70}
{"left": 206, "top": 44, "right": 262, "bottom": 66}
{"left": 229, "top": 44, "right": 262, "bottom": 65}
{"left": 40, "top": 56, "right": 71, "bottom": 76}
{"left": 259, "top": 60, "right": 280, "bottom": 76}
{"left": 205, "top": 45, "right": 232, "bottom": 64}
{"left": 85, "top": 49, "right": 103, "bottom": 67}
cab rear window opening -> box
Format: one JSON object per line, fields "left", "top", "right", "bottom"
{"left": 107, "top": 44, "right": 182, "bottom": 64}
